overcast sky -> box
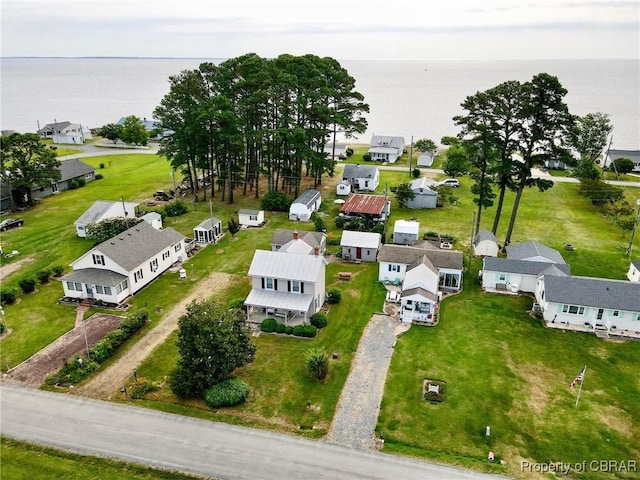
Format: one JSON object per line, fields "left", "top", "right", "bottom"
{"left": 1, "top": 0, "right": 638, "bottom": 60}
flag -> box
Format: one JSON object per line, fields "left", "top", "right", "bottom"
{"left": 570, "top": 366, "right": 586, "bottom": 389}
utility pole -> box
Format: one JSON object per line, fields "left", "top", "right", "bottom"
{"left": 408, "top": 136, "right": 414, "bottom": 175}
{"left": 625, "top": 199, "right": 640, "bottom": 257}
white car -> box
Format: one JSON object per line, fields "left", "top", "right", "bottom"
{"left": 438, "top": 178, "right": 460, "bottom": 188}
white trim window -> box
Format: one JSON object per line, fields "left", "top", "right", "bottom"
{"left": 388, "top": 264, "right": 401, "bottom": 273}
{"left": 562, "top": 304, "right": 585, "bottom": 315}
{"left": 150, "top": 258, "right": 158, "bottom": 272}
{"left": 162, "top": 250, "right": 170, "bottom": 261}
{"left": 92, "top": 254, "right": 105, "bottom": 266}
{"left": 134, "top": 269, "right": 144, "bottom": 283}
{"left": 291, "top": 280, "right": 301, "bottom": 294}
{"left": 175, "top": 243, "right": 182, "bottom": 252}
{"left": 264, "top": 277, "right": 275, "bottom": 290}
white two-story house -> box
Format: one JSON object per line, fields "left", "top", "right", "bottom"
{"left": 244, "top": 249, "right": 327, "bottom": 326}
{"left": 60, "top": 222, "right": 185, "bottom": 305}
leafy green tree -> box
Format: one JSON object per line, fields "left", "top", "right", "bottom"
{"left": 120, "top": 115, "right": 149, "bottom": 146}
{"left": 442, "top": 144, "right": 469, "bottom": 177}
{"left": 0, "top": 132, "right": 61, "bottom": 207}
{"left": 171, "top": 299, "right": 256, "bottom": 399}
{"left": 227, "top": 217, "right": 240, "bottom": 237}
{"left": 97, "top": 123, "right": 123, "bottom": 144}
{"left": 569, "top": 112, "right": 612, "bottom": 171}
{"left": 414, "top": 138, "right": 437, "bottom": 153}
{"left": 611, "top": 157, "right": 635, "bottom": 175}
{"left": 85, "top": 217, "right": 143, "bottom": 245}
{"left": 573, "top": 159, "right": 602, "bottom": 179}
{"left": 394, "top": 182, "right": 415, "bottom": 208}
{"left": 305, "top": 347, "right": 329, "bottom": 380}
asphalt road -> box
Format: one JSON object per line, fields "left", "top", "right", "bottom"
{"left": 0, "top": 384, "right": 511, "bottom": 480}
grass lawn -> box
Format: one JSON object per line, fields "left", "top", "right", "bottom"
{"left": 130, "top": 262, "right": 386, "bottom": 437}
{"left": 378, "top": 262, "right": 640, "bottom": 479}
{"left": 0, "top": 437, "right": 201, "bottom": 480}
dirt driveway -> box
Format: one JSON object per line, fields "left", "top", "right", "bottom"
{"left": 74, "top": 271, "right": 234, "bottom": 400}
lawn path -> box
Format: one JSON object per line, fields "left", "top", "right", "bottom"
{"left": 75, "top": 272, "right": 234, "bottom": 400}
{"left": 325, "top": 314, "right": 406, "bottom": 450}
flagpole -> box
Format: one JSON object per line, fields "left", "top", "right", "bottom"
{"left": 575, "top": 365, "right": 587, "bottom": 407}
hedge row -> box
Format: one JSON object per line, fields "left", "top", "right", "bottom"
{"left": 260, "top": 318, "right": 318, "bottom": 338}
{"left": 0, "top": 265, "right": 66, "bottom": 305}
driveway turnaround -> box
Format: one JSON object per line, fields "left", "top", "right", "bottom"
{"left": 326, "top": 314, "right": 399, "bottom": 449}
{"left": 0, "top": 384, "right": 510, "bottom": 480}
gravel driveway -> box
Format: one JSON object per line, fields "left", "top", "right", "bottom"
{"left": 325, "top": 314, "right": 401, "bottom": 450}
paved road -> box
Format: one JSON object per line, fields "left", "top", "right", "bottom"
{"left": 0, "top": 384, "right": 510, "bottom": 480}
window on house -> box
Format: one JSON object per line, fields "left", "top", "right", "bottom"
{"left": 291, "top": 280, "right": 301, "bottom": 294}
{"left": 96, "top": 285, "right": 104, "bottom": 294}
{"left": 162, "top": 251, "right": 170, "bottom": 260}
{"left": 265, "top": 277, "right": 274, "bottom": 290}
{"left": 150, "top": 258, "right": 158, "bottom": 272}
{"left": 613, "top": 310, "right": 619, "bottom": 317}
{"left": 562, "top": 305, "right": 585, "bottom": 315}
{"left": 388, "top": 264, "right": 400, "bottom": 272}
{"left": 92, "top": 254, "right": 105, "bottom": 265}
{"left": 134, "top": 270, "right": 144, "bottom": 282}
{"left": 498, "top": 273, "right": 506, "bottom": 281}
{"left": 250, "top": 215, "right": 257, "bottom": 221}
{"left": 175, "top": 243, "right": 182, "bottom": 252}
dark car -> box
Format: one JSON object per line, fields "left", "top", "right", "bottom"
{"left": 0, "top": 218, "right": 24, "bottom": 231}
{"left": 153, "top": 190, "right": 171, "bottom": 201}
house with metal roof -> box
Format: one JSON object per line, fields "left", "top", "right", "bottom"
{"left": 244, "top": 249, "right": 327, "bottom": 325}
{"left": 534, "top": 275, "right": 640, "bottom": 335}
{"left": 342, "top": 164, "right": 380, "bottom": 192}
{"left": 505, "top": 241, "right": 566, "bottom": 264}
{"left": 339, "top": 193, "right": 390, "bottom": 223}
{"left": 340, "top": 230, "right": 381, "bottom": 262}
{"left": 473, "top": 230, "right": 499, "bottom": 257}
{"left": 60, "top": 222, "right": 186, "bottom": 305}
{"left": 289, "top": 189, "right": 321, "bottom": 221}
{"left": 74, "top": 200, "right": 140, "bottom": 237}
{"left": 406, "top": 176, "right": 438, "bottom": 209}
{"left": 392, "top": 220, "right": 420, "bottom": 245}
{"left": 367, "top": 135, "right": 405, "bottom": 163}
{"left": 193, "top": 217, "right": 223, "bottom": 244}
{"left": 482, "top": 257, "right": 571, "bottom": 293}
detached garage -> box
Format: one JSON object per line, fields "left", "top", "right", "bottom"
{"left": 289, "top": 189, "right": 322, "bottom": 222}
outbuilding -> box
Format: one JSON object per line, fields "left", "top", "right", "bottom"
{"left": 473, "top": 230, "right": 499, "bottom": 257}
{"left": 406, "top": 176, "right": 438, "bottom": 209}
{"left": 392, "top": 220, "right": 420, "bottom": 245}
{"left": 336, "top": 181, "right": 351, "bottom": 196}
{"left": 193, "top": 217, "right": 224, "bottom": 244}
{"left": 238, "top": 209, "right": 265, "bottom": 227}
{"left": 289, "top": 189, "right": 322, "bottom": 221}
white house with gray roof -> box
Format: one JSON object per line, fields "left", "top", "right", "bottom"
{"left": 627, "top": 260, "right": 640, "bottom": 282}
{"left": 244, "top": 249, "right": 327, "bottom": 325}
{"left": 505, "top": 241, "right": 566, "bottom": 264}
{"left": 238, "top": 209, "right": 265, "bottom": 227}
{"left": 367, "top": 135, "right": 405, "bottom": 163}
{"left": 342, "top": 164, "right": 379, "bottom": 192}
{"left": 289, "top": 189, "right": 321, "bottom": 221}
{"left": 482, "top": 257, "right": 571, "bottom": 293}
{"left": 60, "top": 222, "right": 185, "bottom": 305}
{"left": 340, "top": 230, "right": 381, "bottom": 262}
{"left": 74, "top": 200, "right": 140, "bottom": 237}
{"left": 534, "top": 275, "right": 640, "bottom": 335}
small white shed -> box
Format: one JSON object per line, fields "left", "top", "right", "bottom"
{"left": 473, "top": 230, "right": 499, "bottom": 257}
{"left": 194, "top": 217, "right": 224, "bottom": 244}
{"left": 336, "top": 181, "right": 351, "bottom": 196}
{"left": 417, "top": 151, "right": 436, "bottom": 167}
{"left": 238, "top": 209, "right": 265, "bottom": 227}
{"left": 289, "top": 189, "right": 322, "bottom": 221}
{"left": 141, "top": 211, "right": 162, "bottom": 230}
{"left": 392, "top": 220, "right": 420, "bottom": 245}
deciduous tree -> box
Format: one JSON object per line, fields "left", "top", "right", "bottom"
{"left": 85, "top": 217, "right": 143, "bottom": 245}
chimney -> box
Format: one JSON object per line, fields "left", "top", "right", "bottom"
{"left": 314, "top": 245, "right": 320, "bottom": 256}
{"left": 293, "top": 230, "right": 299, "bottom": 240}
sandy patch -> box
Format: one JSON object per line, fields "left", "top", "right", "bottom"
{"left": 0, "top": 255, "right": 35, "bottom": 280}
{"left": 593, "top": 404, "right": 634, "bottom": 438}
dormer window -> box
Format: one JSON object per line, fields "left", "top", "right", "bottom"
{"left": 92, "top": 254, "right": 105, "bottom": 265}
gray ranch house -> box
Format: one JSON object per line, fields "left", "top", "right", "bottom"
{"left": 367, "top": 135, "right": 405, "bottom": 163}
{"left": 32, "top": 158, "right": 95, "bottom": 201}
{"left": 244, "top": 249, "right": 327, "bottom": 325}
{"left": 482, "top": 257, "right": 571, "bottom": 293}
{"left": 340, "top": 230, "right": 381, "bottom": 262}
{"left": 60, "top": 222, "right": 185, "bottom": 305}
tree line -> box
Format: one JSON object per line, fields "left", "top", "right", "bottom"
{"left": 153, "top": 53, "right": 369, "bottom": 204}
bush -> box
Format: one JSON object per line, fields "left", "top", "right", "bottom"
{"left": 326, "top": 237, "right": 341, "bottom": 246}
{"left": 261, "top": 190, "right": 292, "bottom": 212}
{"left": 305, "top": 347, "right": 329, "bottom": 380}
{"left": 44, "top": 355, "right": 100, "bottom": 386}
{"left": 334, "top": 216, "right": 346, "bottom": 229}
{"left": 311, "top": 212, "right": 326, "bottom": 232}
{"left": 0, "top": 322, "right": 5, "bottom": 334}
{"left": 261, "top": 318, "right": 277, "bottom": 333}
{"left": 129, "top": 378, "right": 159, "bottom": 399}
{"left": 18, "top": 278, "right": 36, "bottom": 294}
{"left": 412, "top": 167, "right": 421, "bottom": 178}
{"left": 95, "top": 173, "right": 104, "bottom": 180}
{"left": 163, "top": 200, "right": 189, "bottom": 217}
{"left": 326, "top": 288, "right": 342, "bottom": 304}
{"left": 52, "top": 265, "right": 65, "bottom": 277}
{"left": 89, "top": 310, "right": 148, "bottom": 363}
{"left": 228, "top": 298, "right": 245, "bottom": 310}
{"left": 363, "top": 153, "right": 372, "bottom": 161}
{"left": 275, "top": 323, "right": 286, "bottom": 333}
{"left": 301, "top": 325, "right": 318, "bottom": 338}
{"left": 285, "top": 326, "right": 293, "bottom": 335}
{"left": 119, "top": 309, "right": 148, "bottom": 335}
{"left": 310, "top": 313, "right": 328, "bottom": 329}
{"left": 203, "top": 377, "right": 250, "bottom": 408}
{"left": 99, "top": 163, "right": 105, "bottom": 169}
{"left": 293, "top": 325, "right": 304, "bottom": 336}
{"left": 0, "top": 289, "right": 17, "bottom": 305}
{"left": 36, "top": 269, "right": 52, "bottom": 285}
{"left": 77, "top": 177, "right": 86, "bottom": 187}
{"left": 68, "top": 179, "right": 79, "bottom": 190}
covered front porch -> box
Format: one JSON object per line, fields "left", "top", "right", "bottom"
{"left": 244, "top": 289, "right": 313, "bottom": 326}
{"left": 400, "top": 287, "right": 439, "bottom": 324}
{"left": 59, "top": 268, "right": 130, "bottom": 305}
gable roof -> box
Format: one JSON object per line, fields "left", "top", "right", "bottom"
{"left": 543, "top": 275, "right": 640, "bottom": 311}
{"left": 474, "top": 230, "right": 498, "bottom": 246}
{"left": 340, "top": 193, "right": 387, "bottom": 215}
{"left": 394, "top": 220, "right": 420, "bottom": 235}
{"left": 292, "top": 189, "right": 321, "bottom": 207}
{"left": 370, "top": 135, "right": 404, "bottom": 149}
{"left": 340, "top": 230, "right": 381, "bottom": 249}
{"left": 343, "top": 164, "right": 378, "bottom": 179}
{"left": 88, "top": 222, "right": 184, "bottom": 271}
{"left": 279, "top": 239, "right": 314, "bottom": 255}
{"left": 238, "top": 209, "right": 262, "bottom": 215}
{"left": 483, "top": 257, "right": 571, "bottom": 276}
{"left": 271, "top": 229, "right": 325, "bottom": 249}
{"left": 409, "top": 176, "right": 438, "bottom": 193}
{"left": 194, "top": 217, "right": 222, "bottom": 230}
{"left": 75, "top": 200, "right": 139, "bottom": 226}
{"left": 400, "top": 287, "right": 438, "bottom": 303}
{"left": 39, "top": 121, "right": 73, "bottom": 133}
{"left": 248, "top": 249, "right": 326, "bottom": 282}
{"left": 631, "top": 259, "right": 640, "bottom": 269}
{"left": 378, "top": 244, "right": 463, "bottom": 270}
{"left": 505, "top": 241, "right": 565, "bottom": 264}
{"left": 605, "top": 149, "right": 640, "bottom": 162}
{"left": 59, "top": 158, "right": 95, "bottom": 181}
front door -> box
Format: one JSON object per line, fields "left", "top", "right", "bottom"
{"left": 356, "top": 247, "right": 362, "bottom": 259}
{"left": 86, "top": 284, "right": 94, "bottom": 298}
{"left": 597, "top": 309, "right": 604, "bottom": 320}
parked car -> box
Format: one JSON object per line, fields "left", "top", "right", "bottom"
{"left": 153, "top": 190, "right": 171, "bottom": 201}
{"left": 438, "top": 178, "right": 460, "bottom": 188}
{"left": 0, "top": 218, "right": 24, "bottom": 231}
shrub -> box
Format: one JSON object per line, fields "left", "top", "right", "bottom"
{"left": 301, "top": 325, "right": 318, "bottom": 338}
{"left": 412, "top": 167, "right": 421, "bottom": 178}
{"left": 36, "top": 269, "right": 52, "bottom": 284}
{"left": 52, "top": 265, "right": 65, "bottom": 277}
{"left": 95, "top": 173, "right": 104, "bottom": 180}
{"left": 0, "top": 322, "right": 5, "bottom": 334}
{"left": 285, "top": 326, "right": 293, "bottom": 335}
{"left": 77, "top": 177, "right": 86, "bottom": 187}
{"left": 363, "top": 153, "right": 372, "bottom": 161}
{"left": 326, "top": 237, "right": 341, "bottom": 246}
{"left": 68, "top": 179, "right": 79, "bottom": 190}
{"left": 310, "top": 313, "right": 328, "bottom": 329}
{"left": 18, "top": 278, "right": 36, "bottom": 294}
{"left": 44, "top": 355, "right": 100, "bottom": 386}
{"left": 293, "top": 325, "right": 304, "bottom": 336}
{"left": 326, "top": 288, "right": 342, "bottom": 304}
{"left": 203, "top": 377, "right": 250, "bottom": 408}
{"left": 119, "top": 310, "right": 148, "bottom": 335}
{"left": 311, "top": 212, "right": 326, "bottom": 232}
{"left": 228, "top": 298, "right": 245, "bottom": 310}
{"left": 89, "top": 310, "right": 148, "bottom": 363}
{"left": 261, "top": 318, "right": 277, "bottom": 333}
{"left": 261, "top": 190, "right": 292, "bottom": 212}
{"left": 129, "top": 378, "right": 160, "bottom": 399}
{"left": 346, "top": 147, "right": 354, "bottom": 156}
{"left": 0, "top": 289, "right": 17, "bottom": 305}
{"left": 305, "top": 347, "right": 329, "bottom": 380}
{"left": 163, "top": 200, "right": 189, "bottom": 217}
{"left": 275, "top": 323, "right": 286, "bottom": 333}
{"left": 99, "top": 163, "right": 105, "bottom": 169}
{"left": 334, "top": 216, "right": 346, "bottom": 229}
